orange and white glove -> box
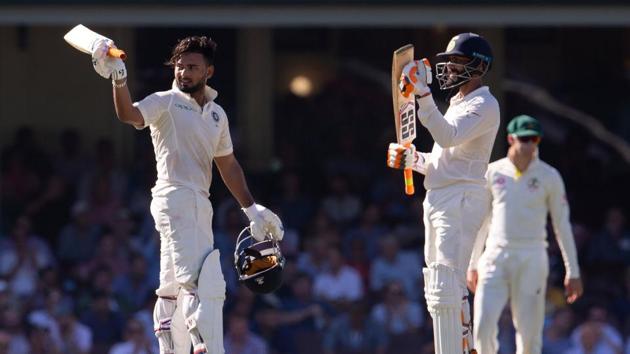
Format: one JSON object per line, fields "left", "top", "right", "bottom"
{"left": 399, "top": 58, "right": 432, "bottom": 98}
{"left": 242, "top": 204, "right": 284, "bottom": 242}
{"left": 387, "top": 142, "right": 415, "bottom": 170}
{"left": 91, "top": 39, "right": 127, "bottom": 81}
{"left": 387, "top": 143, "right": 428, "bottom": 174}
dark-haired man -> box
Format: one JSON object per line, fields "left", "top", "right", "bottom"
{"left": 92, "top": 36, "right": 284, "bottom": 354}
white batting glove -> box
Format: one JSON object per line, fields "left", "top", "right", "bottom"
{"left": 387, "top": 142, "right": 416, "bottom": 170}
{"left": 242, "top": 204, "right": 284, "bottom": 242}
{"left": 91, "top": 39, "right": 127, "bottom": 81}
{"left": 399, "top": 58, "right": 433, "bottom": 98}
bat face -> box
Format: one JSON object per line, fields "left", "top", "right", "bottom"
{"left": 398, "top": 101, "right": 416, "bottom": 143}
{"left": 64, "top": 24, "right": 110, "bottom": 55}
{"left": 392, "top": 44, "right": 417, "bottom": 195}
{"left": 392, "top": 44, "right": 416, "bottom": 145}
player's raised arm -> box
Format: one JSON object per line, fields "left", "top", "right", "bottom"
{"left": 91, "top": 39, "right": 144, "bottom": 128}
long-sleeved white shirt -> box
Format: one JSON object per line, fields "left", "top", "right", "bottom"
{"left": 469, "top": 156, "right": 580, "bottom": 278}
{"left": 413, "top": 86, "right": 500, "bottom": 190}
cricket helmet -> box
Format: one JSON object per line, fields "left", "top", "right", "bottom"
{"left": 234, "top": 227, "right": 285, "bottom": 294}
{"left": 435, "top": 33, "right": 493, "bottom": 90}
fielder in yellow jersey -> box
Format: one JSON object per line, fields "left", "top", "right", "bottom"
{"left": 466, "top": 115, "right": 583, "bottom": 354}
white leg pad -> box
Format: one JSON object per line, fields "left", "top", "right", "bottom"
{"left": 423, "top": 263, "right": 464, "bottom": 354}
{"left": 182, "top": 249, "right": 226, "bottom": 354}
{"left": 153, "top": 296, "right": 177, "bottom": 354}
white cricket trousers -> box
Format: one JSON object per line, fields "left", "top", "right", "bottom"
{"left": 423, "top": 184, "right": 489, "bottom": 354}
{"left": 423, "top": 184, "right": 489, "bottom": 284}
{"left": 150, "top": 186, "right": 216, "bottom": 353}
{"left": 151, "top": 186, "right": 214, "bottom": 296}
{"left": 474, "top": 246, "right": 548, "bottom": 354}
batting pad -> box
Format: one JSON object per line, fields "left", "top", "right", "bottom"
{"left": 153, "top": 297, "right": 177, "bottom": 354}
{"left": 423, "top": 264, "right": 464, "bottom": 354}
{"left": 196, "top": 249, "right": 226, "bottom": 354}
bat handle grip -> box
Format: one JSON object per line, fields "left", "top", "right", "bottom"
{"left": 107, "top": 47, "right": 127, "bottom": 60}
{"left": 404, "top": 168, "right": 414, "bottom": 195}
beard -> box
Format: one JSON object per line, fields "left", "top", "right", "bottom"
{"left": 177, "top": 78, "right": 206, "bottom": 94}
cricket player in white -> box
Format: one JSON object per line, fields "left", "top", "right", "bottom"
{"left": 91, "top": 36, "right": 284, "bottom": 354}
{"left": 466, "top": 115, "right": 583, "bottom": 354}
{"left": 387, "top": 33, "right": 499, "bottom": 354}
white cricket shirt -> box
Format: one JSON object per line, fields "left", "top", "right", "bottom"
{"left": 471, "top": 157, "right": 580, "bottom": 278}
{"left": 415, "top": 86, "right": 500, "bottom": 190}
{"left": 133, "top": 82, "right": 233, "bottom": 196}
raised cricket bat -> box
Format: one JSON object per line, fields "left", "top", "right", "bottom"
{"left": 392, "top": 44, "right": 416, "bottom": 195}
{"left": 63, "top": 24, "right": 126, "bottom": 60}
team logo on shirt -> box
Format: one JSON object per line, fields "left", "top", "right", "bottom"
{"left": 527, "top": 177, "right": 540, "bottom": 191}
{"left": 174, "top": 103, "right": 196, "bottom": 112}
{"left": 212, "top": 111, "right": 220, "bottom": 122}
{"left": 493, "top": 176, "right": 506, "bottom": 186}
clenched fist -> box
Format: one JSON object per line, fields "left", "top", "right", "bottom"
{"left": 387, "top": 142, "right": 416, "bottom": 170}
{"left": 242, "top": 204, "right": 284, "bottom": 242}
{"left": 400, "top": 58, "right": 433, "bottom": 98}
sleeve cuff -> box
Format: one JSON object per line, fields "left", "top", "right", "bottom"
{"left": 133, "top": 102, "right": 149, "bottom": 130}
{"left": 214, "top": 147, "right": 233, "bottom": 158}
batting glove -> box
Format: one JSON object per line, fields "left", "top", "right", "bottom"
{"left": 387, "top": 142, "right": 416, "bottom": 170}
{"left": 91, "top": 39, "right": 127, "bottom": 81}
{"left": 399, "top": 58, "right": 432, "bottom": 98}
{"left": 242, "top": 204, "right": 284, "bottom": 242}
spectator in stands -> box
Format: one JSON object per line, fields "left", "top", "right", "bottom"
{"left": 80, "top": 291, "right": 125, "bottom": 354}
{"left": 370, "top": 281, "right": 424, "bottom": 336}
{"left": 56, "top": 302, "right": 93, "bottom": 354}
{"left": 54, "top": 129, "right": 88, "bottom": 189}
{"left": 108, "top": 318, "right": 156, "bottom": 354}
{"left": 112, "top": 255, "right": 154, "bottom": 313}
{"left": 78, "top": 138, "right": 127, "bottom": 206}
{"left": 586, "top": 207, "right": 630, "bottom": 267}
{"left": 370, "top": 235, "right": 421, "bottom": 301}
{"left": 0, "top": 215, "right": 54, "bottom": 297}
{"left": 25, "top": 315, "right": 60, "bottom": 354}
{"left": 543, "top": 307, "right": 575, "bottom": 354}
{"left": 323, "top": 301, "right": 388, "bottom": 354}
{"left": 23, "top": 175, "right": 72, "bottom": 244}
{"left": 279, "top": 272, "right": 330, "bottom": 333}
{"left": 568, "top": 306, "right": 623, "bottom": 354}
{"left": 57, "top": 201, "right": 101, "bottom": 266}
{"left": 321, "top": 174, "right": 362, "bottom": 226}
{"left": 313, "top": 247, "right": 363, "bottom": 307}
{"left": 297, "top": 236, "right": 330, "bottom": 279}
{"left": 224, "top": 313, "right": 268, "bottom": 354}
{"left": 2, "top": 307, "right": 29, "bottom": 354}
{"left": 0, "top": 330, "right": 10, "bottom": 354}
{"left": 343, "top": 203, "right": 389, "bottom": 259}
{"left": 274, "top": 171, "right": 315, "bottom": 232}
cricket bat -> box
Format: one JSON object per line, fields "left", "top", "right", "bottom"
{"left": 63, "top": 24, "right": 126, "bottom": 60}
{"left": 392, "top": 44, "right": 416, "bottom": 195}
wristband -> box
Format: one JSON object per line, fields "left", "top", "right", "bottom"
{"left": 112, "top": 79, "right": 127, "bottom": 88}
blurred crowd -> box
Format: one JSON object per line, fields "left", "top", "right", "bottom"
{"left": 1, "top": 74, "right": 629, "bottom": 354}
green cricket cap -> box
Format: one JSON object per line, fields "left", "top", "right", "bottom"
{"left": 507, "top": 115, "right": 543, "bottom": 137}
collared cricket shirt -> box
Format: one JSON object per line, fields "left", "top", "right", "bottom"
{"left": 477, "top": 157, "right": 580, "bottom": 278}
{"left": 134, "top": 82, "right": 233, "bottom": 196}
